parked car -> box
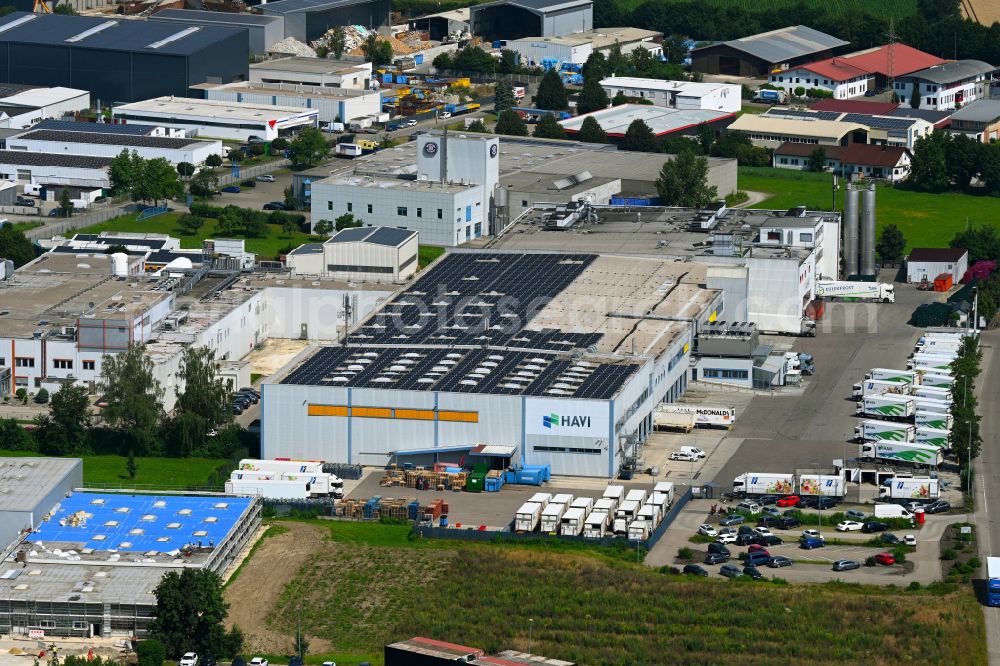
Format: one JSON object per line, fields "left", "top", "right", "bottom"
{"left": 737, "top": 525, "right": 755, "bottom": 536}
{"left": 439, "top": 111, "right": 453, "bottom": 120}
{"left": 231, "top": 403, "right": 244, "bottom": 416}
{"left": 719, "top": 564, "right": 743, "bottom": 578}
{"left": 761, "top": 506, "right": 781, "bottom": 517}
{"left": 704, "top": 552, "right": 730, "bottom": 565}
{"left": 683, "top": 563, "right": 708, "bottom": 577}
{"left": 903, "top": 501, "right": 924, "bottom": 513}
{"left": 250, "top": 659, "right": 269, "bottom": 666}
{"left": 925, "top": 500, "right": 951, "bottom": 514}
{"left": 736, "top": 533, "right": 767, "bottom": 547}
{"left": 742, "top": 565, "right": 763, "bottom": 579}
{"left": 904, "top": 534, "right": 917, "bottom": 547}
{"left": 718, "top": 527, "right": 737, "bottom": 538}
{"left": 15, "top": 196, "right": 34, "bottom": 206}
{"left": 737, "top": 501, "right": 761, "bottom": 514}
{"left": 862, "top": 521, "right": 889, "bottom": 533}
{"left": 403, "top": 119, "right": 418, "bottom": 127}
{"left": 716, "top": 533, "right": 737, "bottom": 544}
{"left": 836, "top": 520, "right": 864, "bottom": 532}
{"left": 670, "top": 451, "right": 697, "bottom": 461}
{"left": 760, "top": 535, "right": 783, "bottom": 547}
{"left": 747, "top": 544, "right": 770, "bottom": 556}
{"left": 240, "top": 179, "right": 257, "bottom": 188}
{"left": 235, "top": 390, "right": 259, "bottom": 404}
{"left": 247, "top": 135, "right": 266, "bottom": 143}
{"left": 256, "top": 175, "right": 276, "bottom": 182}
{"left": 719, "top": 514, "right": 744, "bottom": 526}
{"left": 874, "top": 552, "right": 896, "bottom": 566}
{"left": 880, "top": 533, "right": 900, "bottom": 545}
{"left": 801, "top": 496, "right": 839, "bottom": 510}
{"left": 800, "top": 537, "right": 825, "bottom": 550}
{"left": 753, "top": 526, "right": 774, "bottom": 538}
{"left": 180, "top": 654, "right": 198, "bottom": 666}
{"left": 846, "top": 509, "right": 867, "bottom": 520}
{"left": 757, "top": 516, "right": 782, "bottom": 528}
{"left": 832, "top": 559, "right": 860, "bottom": 572}
{"left": 742, "top": 550, "right": 772, "bottom": 567}
{"left": 767, "top": 556, "right": 793, "bottom": 568}
{"left": 757, "top": 495, "right": 779, "bottom": 506}
{"left": 801, "top": 529, "right": 823, "bottom": 540}
{"left": 698, "top": 523, "right": 717, "bottom": 537}
{"left": 777, "top": 495, "right": 801, "bottom": 507}
{"left": 707, "top": 542, "right": 730, "bottom": 556}
{"left": 221, "top": 185, "right": 241, "bottom": 193}
{"left": 263, "top": 202, "right": 288, "bottom": 210}
{"left": 778, "top": 516, "right": 801, "bottom": 530}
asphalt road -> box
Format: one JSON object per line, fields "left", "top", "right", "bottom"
{"left": 973, "top": 330, "right": 1000, "bottom": 664}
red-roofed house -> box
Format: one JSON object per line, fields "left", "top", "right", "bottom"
{"left": 768, "top": 57, "right": 873, "bottom": 99}
{"left": 773, "top": 142, "right": 912, "bottom": 181}
{"left": 839, "top": 44, "right": 947, "bottom": 89}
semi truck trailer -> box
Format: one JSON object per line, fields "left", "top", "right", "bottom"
{"left": 908, "top": 354, "right": 956, "bottom": 371}
{"left": 912, "top": 396, "right": 952, "bottom": 413}
{"left": 865, "top": 368, "right": 917, "bottom": 384}
{"left": 878, "top": 476, "right": 939, "bottom": 501}
{"left": 918, "top": 373, "right": 954, "bottom": 389}
{"left": 583, "top": 509, "right": 610, "bottom": 538}
{"left": 854, "top": 420, "right": 915, "bottom": 442}
{"left": 559, "top": 507, "right": 586, "bottom": 536}
{"left": 654, "top": 403, "right": 736, "bottom": 429}
{"left": 915, "top": 427, "right": 951, "bottom": 448}
{"left": 852, "top": 379, "right": 910, "bottom": 398}
{"left": 815, "top": 280, "right": 894, "bottom": 303}
{"left": 856, "top": 394, "right": 914, "bottom": 419}
{"left": 913, "top": 386, "right": 953, "bottom": 402}
{"left": 798, "top": 473, "right": 846, "bottom": 497}
{"left": 915, "top": 411, "right": 953, "bottom": 430}
{"left": 860, "top": 441, "right": 943, "bottom": 466}
{"left": 732, "top": 472, "right": 795, "bottom": 495}
{"left": 540, "top": 502, "right": 568, "bottom": 533}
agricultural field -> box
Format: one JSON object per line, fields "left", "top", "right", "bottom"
{"left": 739, "top": 167, "right": 1000, "bottom": 251}
{"left": 230, "top": 519, "right": 986, "bottom": 666}
{"left": 0, "top": 449, "right": 229, "bottom": 489}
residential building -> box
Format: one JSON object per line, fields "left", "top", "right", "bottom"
{"left": 768, "top": 58, "right": 873, "bottom": 99}
{"left": 598, "top": 77, "right": 741, "bottom": 113}
{"left": 761, "top": 107, "right": 932, "bottom": 149}
{"left": 773, "top": 142, "right": 912, "bottom": 182}
{"left": 906, "top": 248, "right": 969, "bottom": 284}
{"left": 836, "top": 44, "right": 946, "bottom": 90}
{"left": 894, "top": 60, "right": 996, "bottom": 110}
{"left": 470, "top": 0, "right": 593, "bottom": 42}
{"left": 727, "top": 113, "right": 868, "bottom": 149}
{"left": 945, "top": 99, "right": 1000, "bottom": 142}
{"left": 691, "top": 25, "right": 848, "bottom": 77}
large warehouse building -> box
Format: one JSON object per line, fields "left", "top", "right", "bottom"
{"left": 263, "top": 251, "right": 723, "bottom": 478}
{"left": 470, "top": 0, "right": 592, "bottom": 41}
{"left": 691, "top": 25, "right": 848, "bottom": 77}
{"left": 0, "top": 457, "right": 81, "bottom": 554}
{"left": 149, "top": 9, "right": 286, "bottom": 57}
{"left": 0, "top": 12, "right": 248, "bottom": 103}
{"left": 262, "top": 0, "right": 391, "bottom": 42}
{"left": 6, "top": 130, "right": 222, "bottom": 166}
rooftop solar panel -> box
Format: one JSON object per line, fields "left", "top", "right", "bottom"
{"left": 764, "top": 108, "right": 840, "bottom": 121}
{"left": 841, "top": 113, "right": 917, "bottom": 130}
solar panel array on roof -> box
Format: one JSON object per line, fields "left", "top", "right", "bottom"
{"left": 366, "top": 226, "right": 417, "bottom": 247}
{"left": 281, "top": 345, "right": 638, "bottom": 399}
{"left": 71, "top": 234, "right": 167, "bottom": 249}
{"left": 841, "top": 113, "right": 917, "bottom": 131}
{"left": 32, "top": 119, "right": 160, "bottom": 135}
{"left": 347, "top": 252, "right": 601, "bottom": 350}
{"left": 763, "top": 108, "right": 840, "bottom": 121}
{"left": 16, "top": 130, "right": 202, "bottom": 149}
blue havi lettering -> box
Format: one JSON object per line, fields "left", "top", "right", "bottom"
{"left": 561, "top": 415, "right": 590, "bottom": 427}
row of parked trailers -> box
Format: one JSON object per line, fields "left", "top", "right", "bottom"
{"left": 514, "top": 482, "right": 675, "bottom": 540}
{"left": 849, "top": 329, "right": 975, "bottom": 467}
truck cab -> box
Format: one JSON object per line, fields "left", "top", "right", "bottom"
{"left": 988, "top": 557, "right": 1000, "bottom": 606}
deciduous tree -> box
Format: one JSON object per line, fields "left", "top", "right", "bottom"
{"left": 329, "top": 26, "right": 346, "bottom": 59}
{"left": 100, "top": 344, "right": 164, "bottom": 456}
{"left": 909, "top": 132, "right": 949, "bottom": 192}
{"left": 876, "top": 223, "right": 906, "bottom": 263}
{"left": 150, "top": 568, "right": 243, "bottom": 658}
{"left": 288, "top": 127, "right": 329, "bottom": 168}
{"left": 533, "top": 69, "right": 568, "bottom": 110}
{"left": 36, "top": 382, "right": 91, "bottom": 456}
{"left": 656, "top": 150, "right": 718, "bottom": 208}
{"left": 494, "top": 109, "right": 528, "bottom": 136}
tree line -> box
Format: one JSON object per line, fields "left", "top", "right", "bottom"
{"left": 950, "top": 335, "right": 982, "bottom": 490}
{"left": 908, "top": 132, "right": 1000, "bottom": 195}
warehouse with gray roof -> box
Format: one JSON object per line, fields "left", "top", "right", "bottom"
{"left": 470, "top": 0, "right": 592, "bottom": 41}
{"left": 262, "top": 0, "right": 391, "bottom": 42}
{"left": 149, "top": 9, "right": 286, "bottom": 56}
{"left": 0, "top": 12, "right": 248, "bottom": 103}
{"left": 691, "top": 25, "right": 848, "bottom": 77}
{"left": 0, "top": 457, "right": 81, "bottom": 555}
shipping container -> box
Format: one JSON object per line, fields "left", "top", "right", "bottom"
{"left": 559, "top": 507, "right": 586, "bottom": 536}
{"left": 515, "top": 501, "right": 543, "bottom": 532}
{"left": 933, "top": 273, "right": 953, "bottom": 292}
{"left": 540, "top": 502, "right": 568, "bottom": 533}
{"left": 570, "top": 496, "right": 594, "bottom": 513}
{"left": 625, "top": 489, "right": 648, "bottom": 505}
{"left": 583, "top": 509, "right": 609, "bottom": 538}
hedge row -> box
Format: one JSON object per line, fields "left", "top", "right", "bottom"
{"left": 189, "top": 202, "right": 305, "bottom": 226}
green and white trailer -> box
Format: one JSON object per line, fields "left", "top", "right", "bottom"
{"left": 917, "top": 373, "right": 954, "bottom": 389}
{"left": 915, "top": 427, "right": 951, "bottom": 449}
{"left": 815, "top": 280, "right": 894, "bottom": 302}
{"left": 860, "top": 441, "right": 943, "bottom": 466}
{"left": 856, "top": 394, "right": 914, "bottom": 419}
{"left": 912, "top": 396, "right": 952, "bottom": 413}
{"left": 865, "top": 368, "right": 917, "bottom": 384}
{"left": 915, "top": 411, "right": 954, "bottom": 430}
{"left": 913, "top": 386, "right": 953, "bottom": 402}
{"left": 908, "top": 353, "right": 956, "bottom": 371}
{"left": 854, "top": 419, "right": 915, "bottom": 442}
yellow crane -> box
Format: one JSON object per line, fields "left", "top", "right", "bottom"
{"left": 33, "top": 0, "right": 52, "bottom": 12}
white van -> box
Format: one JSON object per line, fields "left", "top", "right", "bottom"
{"left": 679, "top": 446, "right": 706, "bottom": 459}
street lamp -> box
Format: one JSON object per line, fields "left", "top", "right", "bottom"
{"left": 528, "top": 618, "right": 534, "bottom": 654}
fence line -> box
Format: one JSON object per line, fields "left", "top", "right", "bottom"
{"left": 217, "top": 159, "right": 291, "bottom": 186}
{"left": 24, "top": 204, "right": 136, "bottom": 240}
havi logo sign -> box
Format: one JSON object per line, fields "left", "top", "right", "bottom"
{"left": 543, "top": 413, "right": 591, "bottom": 429}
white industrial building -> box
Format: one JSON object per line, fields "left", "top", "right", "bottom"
{"left": 111, "top": 97, "right": 319, "bottom": 142}
{"left": 893, "top": 60, "right": 996, "bottom": 111}
{"left": 504, "top": 27, "right": 661, "bottom": 66}
{"left": 0, "top": 86, "right": 90, "bottom": 129}
{"left": 6, "top": 130, "right": 222, "bottom": 166}
{"left": 905, "top": 247, "right": 969, "bottom": 285}
{"left": 250, "top": 57, "right": 374, "bottom": 89}
{"left": 263, "top": 251, "right": 723, "bottom": 477}
{"left": 286, "top": 226, "right": 419, "bottom": 281}
{"left": 0, "top": 151, "right": 112, "bottom": 188}
{"left": 0, "top": 457, "right": 82, "bottom": 554}
{"left": 196, "top": 81, "right": 382, "bottom": 124}
{"left": 311, "top": 132, "right": 500, "bottom": 246}
{"left": 599, "top": 77, "right": 741, "bottom": 113}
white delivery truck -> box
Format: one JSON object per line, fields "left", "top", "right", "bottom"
{"left": 907, "top": 354, "right": 955, "bottom": 371}
{"left": 225, "top": 478, "right": 310, "bottom": 499}
{"left": 638, "top": 504, "right": 661, "bottom": 529}
{"left": 628, "top": 519, "right": 651, "bottom": 541}
{"left": 654, "top": 404, "right": 737, "bottom": 429}
{"left": 239, "top": 458, "right": 323, "bottom": 474}
{"left": 528, "top": 492, "right": 552, "bottom": 510}
{"left": 625, "top": 488, "right": 648, "bottom": 506}
{"left": 613, "top": 500, "right": 641, "bottom": 536}
{"left": 874, "top": 504, "right": 913, "bottom": 519}
{"left": 860, "top": 441, "right": 943, "bottom": 466}
{"left": 570, "top": 496, "right": 594, "bottom": 514}
{"left": 913, "top": 386, "right": 952, "bottom": 402}
{"left": 602, "top": 485, "right": 625, "bottom": 510}
{"left": 732, "top": 472, "right": 795, "bottom": 496}
{"left": 913, "top": 396, "right": 952, "bottom": 413}
{"left": 653, "top": 481, "right": 675, "bottom": 506}
{"left": 798, "top": 473, "right": 846, "bottom": 497}
{"left": 560, "top": 507, "right": 587, "bottom": 536}
{"left": 854, "top": 420, "right": 915, "bottom": 442}
{"left": 852, "top": 379, "right": 910, "bottom": 398}
{"left": 815, "top": 280, "right": 894, "bottom": 303}
{"left": 915, "top": 411, "right": 953, "bottom": 430}
{"left": 515, "top": 501, "right": 544, "bottom": 532}
{"left": 540, "top": 502, "right": 568, "bottom": 533}
{"left": 856, "top": 394, "right": 915, "bottom": 419}
{"left": 915, "top": 427, "right": 950, "bottom": 448}
{"left": 865, "top": 368, "right": 917, "bottom": 384}
{"left": 583, "top": 509, "right": 610, "bottom": 539}
{"left": 918, "top": 373, "right": 954, "bottom": 389}
{"left": 878, "top": 477, "right": 940, "bottom": 501}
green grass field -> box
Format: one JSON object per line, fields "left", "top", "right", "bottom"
{"left": 739, "top": 167, "right": 1000, "bottom": 251}
{"left": 11, "top": 221, "right": 42, "bottom": 233}
{"left": 0, "top": 449, "right": 229, "bottom": 489}
{"left": 78, "top": 211, "right": 446, "bottom": 266}
{"left": 252, "top": 520, "right": 985, "bottom": 665}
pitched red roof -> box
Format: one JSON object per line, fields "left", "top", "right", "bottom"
{"left": 840, "top": 44, "right": 947, "bottom": 77}
{"left": 810, "top": 99, "right": 900, "bottom": 114}
{"left": 774, "top": 142, "right": 910, "bottom": 167}
{"left": 798, "top": 57, "right": 870, "bottom": 81}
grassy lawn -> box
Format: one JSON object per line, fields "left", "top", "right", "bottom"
{"left": 739, "top": 167, "right": 1000, "bottom": 251}
{"left": 77, "top": 211, "right": 319, "bottom": 261}
{"left": 0, "top": 450, "right": 229, "bottom": 489}
{"left": 419, "top": 244, "right": 445, "bottom": 267}
{"left": 11, "top": 221, "right": 42, "bottom": 232}
{"left": 249, "top": 520, "right": 985, "bottom": 665}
